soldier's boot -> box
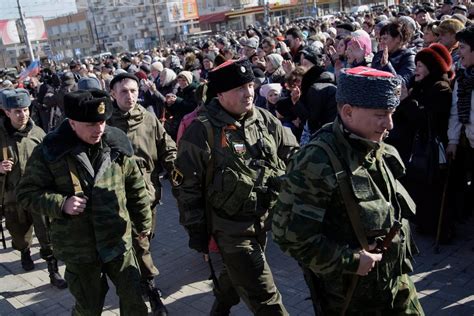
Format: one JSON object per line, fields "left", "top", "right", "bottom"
{"left": 47, "top": 258, "right": 68, "bottom": 289}
{"left": 210, "top": 300, "right": 231, "bottom": 316}
{"left": 20, "top": 248, "right": 35, "bottom": 271}
{"left": 145, "top": 279, "right": 168, "bottom": 316}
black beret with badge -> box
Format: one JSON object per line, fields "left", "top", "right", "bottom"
{"left": 208, "top": 59, "right": 255, "bottom": 94}
{"left": 64, "top": 89, "right": 112, "bottom": 122}
{"left": 0, "top": 88, "right": 31, "bottom": 109}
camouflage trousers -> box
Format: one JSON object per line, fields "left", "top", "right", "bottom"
{"left": 133, "top": 208, "right": 159, "bottom": 281}
{"left": 213, "top": 231, "right": 288, "bottom": 316}
{"left": 322, "top": 273, "right": 424, "bottom": 315}
{"left": 4, "top": 206, "right": 53, "bottom": 259}
{"left": 64, "top": 248, "right": 147, "bottom": 316}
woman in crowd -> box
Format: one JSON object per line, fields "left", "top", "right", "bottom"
{"left": 372, "top": 20, "right": 416, "bottom": 89}
{"left": 163, "top": 71, "right": 198, "bottom": 141}
{"left": 386, "top": 43, "right": 453, "bottom": 238}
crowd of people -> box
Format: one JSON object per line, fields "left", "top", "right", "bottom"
{"left": 0, "top": 1, "right": 473, "bottom": 315}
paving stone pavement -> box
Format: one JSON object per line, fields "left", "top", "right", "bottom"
{"left": 0, "top": 182, "right": 473, "bottom": 315}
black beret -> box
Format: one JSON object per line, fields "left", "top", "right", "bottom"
{"left": 121, "top": 55, "right": 132, "bottom": 63}
{"left": 109, "top": 73, "right": 139, "bottom": 90}
{"left": 337, "top": 67, "right": 402, "bottom": 109}
{"left": 64, "top": 89, "right": 112, "bottom": 122}
{"left": 208, "top": 59, "right": 255, "bottom": 93}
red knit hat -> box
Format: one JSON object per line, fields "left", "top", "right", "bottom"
{"left": 415, "top": 43, "right": 453, "bottom": 77}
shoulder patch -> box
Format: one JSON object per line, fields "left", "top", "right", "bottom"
{"left": 171, "top": 168, "right": 184, "bottom": 187}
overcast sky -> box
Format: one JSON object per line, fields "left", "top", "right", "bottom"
{"left": 0, "top": 0, "right": 77, "bottom": 20}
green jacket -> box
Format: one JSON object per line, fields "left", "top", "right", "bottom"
{"left": 272, "top": 118, "right": 417, "bottom": 308}
{"left": 107, "top": 103, "right": 177, "bottom": 207}
{"left": 16, "top": 120, "right": 152, "bottom": 264}
{"left": 173, "top": 99, "right": 299, "bottom": 237}
{"left": 0, "top": 118, "right": 45, "bottom": 210}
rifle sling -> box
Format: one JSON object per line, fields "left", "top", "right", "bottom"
{"left": 314, "top": 142, "right": 369, "bottom": 316}
{"left": 66, "top": 156, "right": 84, "bottom": 196}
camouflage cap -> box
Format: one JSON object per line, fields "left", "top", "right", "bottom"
{"left": 336, "top": 66, "right": 402, "bottom": 109}
{"left": 64, "top": 89, "right": 112, "bottom": 122}
{"left": 0, "top": 88, "right": 31, "bottom": 109}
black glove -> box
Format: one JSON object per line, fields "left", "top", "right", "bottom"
{"left": 188, "top": 231, "right": 209, "bottom": 254}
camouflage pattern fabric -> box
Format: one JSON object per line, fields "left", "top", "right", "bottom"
{"left": 0, "top": 118, "right": 54, "bottom": 256}
{"left": 64, "top": 248, "right": 147, "bottom": 316}
{"left": 108, "top": 103, "right": 177, "bottom": 279}
{"left": 273, "top": 117, "right": 424, "bottom": 315}
{"left": 16, "top": 120, "right": 152, "bottom": 264}
{"left": 173, "top": 99, "right": 299, "bottom": 314}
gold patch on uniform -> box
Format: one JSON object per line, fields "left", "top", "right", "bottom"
{"left": 232, "top": 141, "right": 246, "bottom": 155}
{"left": 171, "top": 168, "right": 184, "bottom": 186}
{"left": 97, "top": 102, "right": 106, "bottom": 114}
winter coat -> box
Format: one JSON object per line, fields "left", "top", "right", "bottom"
{"left": 107, "top": 103, "right": 177, "bottom": 207}
{"left": 372, "top": 48, "right": 416, "bottom": 88}
{"left": 0, "top": 118, "right": 44, "bottom": 208}
{"left": 16, "top": 120, "right": 152, "bottom": 264}
{"left": 165, "top": 82, "right": 199, "bottom": 140}
{"left": 386, "top": 76, "right": 452, "bottom": 165}
{"left": 295, "top": 66, "right": 337, "bottom": 135}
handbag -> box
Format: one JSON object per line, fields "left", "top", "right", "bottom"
{"left": 407, "top": 114, "right": 441, "bottom": 184}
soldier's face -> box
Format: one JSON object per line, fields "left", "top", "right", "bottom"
{"left": 69, "top": 120, "right": 106, "bottom": 145}
{"left": 4, "top": 107, "right": 29, "bottom": 130}
{"left": 218, "top": 82, "right": 255, "bottom": 117}
{"left": 111, "top": 78, "right": 139, "bottom": 112}
{"left": 341, "top": 104, "right": 394, "bottom": 143}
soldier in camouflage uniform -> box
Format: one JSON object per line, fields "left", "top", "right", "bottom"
{"left": 108, "top": 73, "right": 177, "bottom": 316}
{"left": 16, "top": 89, "right": 151, "bottom": 316}
{"left": 0, "top": 89, "right": 66, "bottom": 289}
{"left": 172, "top": 59, "right": 298, "bottom": 316}
{"left": 273, "top": 67, "right": 424, "bottom": 315}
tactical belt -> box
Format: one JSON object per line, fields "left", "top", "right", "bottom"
{"left": 314, "top": 141, "right": 369, "bottom": 316}
{"left": 66, "top": 156, "right": 84, "bottom": 197}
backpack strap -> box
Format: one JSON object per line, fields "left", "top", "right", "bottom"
{"left": 197, "top": 116, "right": 216, "bottom": 235}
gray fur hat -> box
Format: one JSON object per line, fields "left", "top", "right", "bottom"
{"left": 0, "top": 88, "right": 31, "bottom": 109}
{"left": 336, "top": 67, "right": 402, "bottom": 109}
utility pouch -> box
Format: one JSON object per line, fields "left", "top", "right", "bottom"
{"left": 207, "top": 167, "right": 254, "bottom": 217}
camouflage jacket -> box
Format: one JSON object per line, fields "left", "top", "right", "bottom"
{"left": 0, "top": 118, "right": 45, "bottom": 209}
{"left": 16, "top": 120, "right": 152, "bottom": 264}
{"left": 172, "top": 99, "right": 299, "bottom": 237}
{"left": 107, "top": 103, "right": 177, "bottom": 207}
{"left": 272, "top": 118, "right": 417, "bottom": 307}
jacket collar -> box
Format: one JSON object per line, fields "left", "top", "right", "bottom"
{"left": 206, "top": 98, "right": 260, "bottom": 129}
{"left": 332, "top": 116, "right": 384, "bottom": 174}
{"left": 42, "top": 119, "right": 133, "bottom": 162}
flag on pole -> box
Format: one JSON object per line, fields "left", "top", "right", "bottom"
{"left": 18, "top": 60, "right": 40, "bottom": 82}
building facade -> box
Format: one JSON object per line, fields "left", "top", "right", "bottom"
{"left": 45, "top": 11, "right": 94, "bottom": 60}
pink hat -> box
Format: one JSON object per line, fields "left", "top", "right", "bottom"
{"left": 350, "top": 30, "right": 372, "bottom": 57}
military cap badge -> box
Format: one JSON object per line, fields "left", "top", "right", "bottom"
{"left": 97, "top": 102, "right": 106, "bottom": 114}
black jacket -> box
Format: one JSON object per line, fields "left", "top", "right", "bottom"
{"left": 295, "top": 66, "right": 337, "bottom": 135}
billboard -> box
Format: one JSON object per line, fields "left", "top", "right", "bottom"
{"left": 166, "top": 0, "right": 199, "bottom": 22}
{"left": 0, "top": 17, "right": 47, "bottom": 45}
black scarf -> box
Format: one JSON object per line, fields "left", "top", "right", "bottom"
{"left": 457, "top": 66, "right": 474, "bottom": 124}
